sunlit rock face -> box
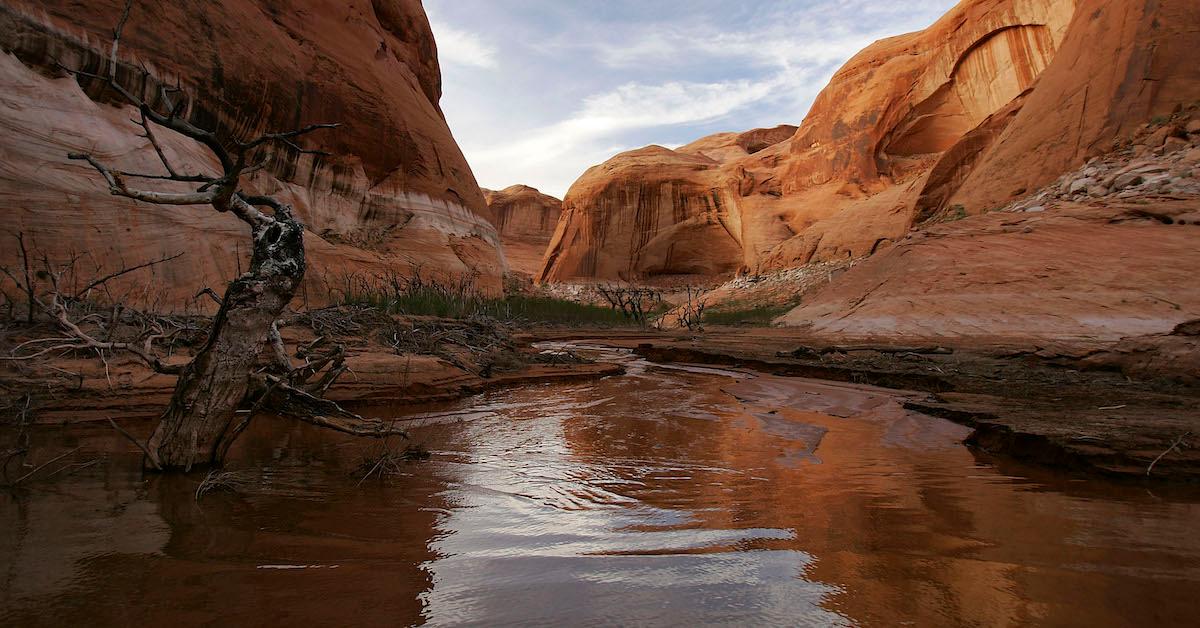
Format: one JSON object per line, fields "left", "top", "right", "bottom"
{"left": 542, "top": 0, "right": 1200, "bottom": 283}
{"left": 538, "top": 127, "right": 794, "bottom": 283}
{"left": 483, "top": 185, "right": 562, "bottom": 277}
{"left": 937, "top": 0, "right": 1200, "bottom": 212}
{"left": 0, "top": 0, "right": 505, "bottom": 308}
{"left": 776, "top": 0, "right": 1200, "bottom": 341}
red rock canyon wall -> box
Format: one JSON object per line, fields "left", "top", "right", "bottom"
{"left": 0, "top": 0, "right": 505, "bottom": 309}
{"left": 483, "top": 185, "right": 562, "bottom": 277}
{"left": 540, "top": 0, "right": 1085, "bottom": 282}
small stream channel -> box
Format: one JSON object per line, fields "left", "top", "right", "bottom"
{"left": 2, "top": 343, "right": 1198, "bottom": 626}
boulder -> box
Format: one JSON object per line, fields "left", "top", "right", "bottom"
{"left": 1149, "top": 123, "right": 1189, "bottom": 147}
{"left": 1164, "top": 136, "right": 1190, "bottom": 153}
{"left": 1069, "top": 177, "right": 1098, "bottom": 194}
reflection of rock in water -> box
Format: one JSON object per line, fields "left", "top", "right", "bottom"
{"left": 0, "top": 463, "right": 168, "bottom": 603}
{"left": 3, "top": 345, "right": 1200, "bottom": 626}
{"left": 0, "top": 419, "right": 444, "bottom": 626}
{"left": 420, "top": 349, "right": 1200, "bottom": 627}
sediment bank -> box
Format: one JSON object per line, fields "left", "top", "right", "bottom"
{"left": 540, "top": 328, "right": 1200, "bottom": 482}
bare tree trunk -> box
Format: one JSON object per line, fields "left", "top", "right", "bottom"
{"left": 44, "top": 1, "right": 407, "bottom": 473}
{"left": 147, "top": 216, "right": 305, "bottom": 470}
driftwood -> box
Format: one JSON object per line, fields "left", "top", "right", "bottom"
{"left": 780, "top": 345, "right": 954, "bottom": 359}
{"left": 1146, "top": 432, "right": 1191, "bottom": 477}
{"left": 2, "top": 288, "right": 185, "bottom": 375}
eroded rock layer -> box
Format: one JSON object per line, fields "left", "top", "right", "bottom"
{"left": 776, "top": 199, "right": 1200, "bottom": 343}
{"left": 540, "top": 0, "right": 1200, "bottom": 287}
{"left": 779, "top": 108, "right": 1200, "bottom": 343}
{"left": 483, "top": 185, "right": 562, "bottom": 277}
{"left": 538, "top": 128, "right": 793, "bottom": 283}
{"left": 0, "top": 0, "right": 504, "bottom": 308}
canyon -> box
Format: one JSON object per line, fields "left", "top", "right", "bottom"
{"left": 538, "top": 0, "right": 1200, "bottom": 344}
{"left": 1, "top": 1, "right": 1198, "bottom": 623}
{"left": 4, "top": 0, "right": 1195, "bottom": 346}
{"left": 540, "top": 0, "right": 1079, "bottom": 283}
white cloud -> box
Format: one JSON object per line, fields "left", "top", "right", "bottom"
{"left": 461, "top": 74, "right": 803, "bottom": 197}
{"left": 432, "top": 0, "right": 959, "bottom": 197}
{"left": 574, "top": 78, "right": 779, "bottom": 132}
{"left": 593, "top": 28, "right": 870, "bottom": 73}
{"left": 428, "top": 20, "right": 498, "bottom": 69}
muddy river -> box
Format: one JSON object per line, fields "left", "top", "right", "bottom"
{"left": 2, "top": 345, "right": 1198, "bottom": 626}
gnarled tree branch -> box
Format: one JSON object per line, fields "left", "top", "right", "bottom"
{"left": 68, "top": 153, "right": 219, "bottom": 205}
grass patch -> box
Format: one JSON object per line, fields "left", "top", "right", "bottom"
{"left": 478, "top": 295, "right": 636, "bottom": 326}
{"left": 340, "top": 283, "right": 640, "bottom": 327}
{"left": 943, "top": 204, "right": 968, "bottom": 222}
{"left": 702, "top": 303, "right": 795, "bottom": 327}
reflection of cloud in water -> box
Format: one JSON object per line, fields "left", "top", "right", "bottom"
{"left": 4, "top": 343, "right": 1199, "bottom": 626}
{"left": 419, "top": 354, "right": 850, "bottom": 625}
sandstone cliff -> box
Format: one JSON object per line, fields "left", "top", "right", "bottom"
{"left": 538, "top": 126, "right": 794, "bottom": 283}
{"left": 540, "top": 0, "right": 1200, "bottom": 287}
{"left": 777, "top": 106, "right": 1200, "bottom": 342}
{"left": 483, "top": 185, "right": 562, "bottom": 277}
{"left": 0, "top": 0, "right": 504, "bottom": 309}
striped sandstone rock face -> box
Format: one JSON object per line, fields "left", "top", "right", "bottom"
{"left": 0, "top": 0, "right": 505, "bottom": 308}
{"left": 483, "top": 185, "right": 562, "bottom": 277}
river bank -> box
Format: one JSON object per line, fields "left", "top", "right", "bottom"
{"left": 529, "top": 328, "right": 1200, "bottom": 482}
{"left": 4, "top": 313, "right": 1197, "bottom": 482}
{"left": 0, "top": 310, "right": 624, "bottom": 427}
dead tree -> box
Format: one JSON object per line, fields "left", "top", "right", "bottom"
{"left": 55, "top": 1, "right": 404, "bottom": 471}
{"left": 678, "top": 286, "right": 707, "bottom": 332}
{"left": 597, "top": 284, "right": 660, "bottom": 325}
{"left": 0, "top": 232, "right": 37, "bottom": 324}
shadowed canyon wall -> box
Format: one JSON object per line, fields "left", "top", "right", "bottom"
{"left": 483, "top": 185, "right": 562, "bottom": 277}
{"left": 0, "top": 0, "right": 505, "bottom": 309}
{"left": 539, "top": 0, "right": 1200, "bottom": 284}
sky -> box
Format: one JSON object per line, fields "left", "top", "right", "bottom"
{"left": 424, "top": 0, "right": 958, "bottom": 199}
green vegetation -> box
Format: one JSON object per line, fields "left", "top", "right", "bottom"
{"left": 944, "top": 204, "right": 969, "bottom": 222}
{"left": 1150, "top": 114, "right": 1170, "bottom": 126}
{"left": 328, "top": 272, "right": 642, "bottom": 326}
{"left": 702, "top": 303, "right": 795, "bottom": 327}
{"left": 384, "top": 290, "right": 632, "bottom": 326}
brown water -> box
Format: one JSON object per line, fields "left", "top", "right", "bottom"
{"left": 2, "top": 344, "right": 1198, "bottom": 627}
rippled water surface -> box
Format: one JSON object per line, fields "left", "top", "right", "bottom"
{"left": 2, "top": 345, "right": 1198, "bottom": 626}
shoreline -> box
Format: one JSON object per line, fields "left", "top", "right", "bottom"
{"left": 6, "top": 321, "right": 1197, "bottom": 482}
{"left": 537, "top": 328, "right": 1200, "bottom": 482}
